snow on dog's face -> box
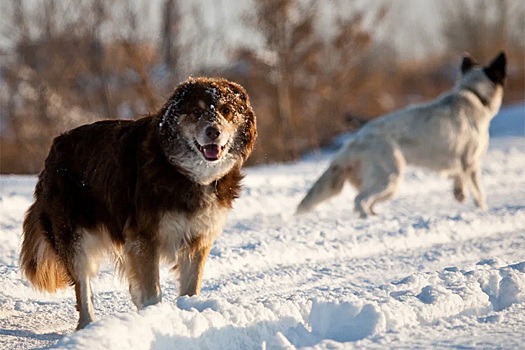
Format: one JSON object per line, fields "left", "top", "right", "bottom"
{"left": 159, "top": 77, "right": 257, "bottom": 184}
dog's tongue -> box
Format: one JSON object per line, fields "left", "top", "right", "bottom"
{"left": 203, "top": 144, "right": 220, "bottom": 160}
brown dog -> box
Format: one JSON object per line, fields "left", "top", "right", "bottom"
{"left": 20, "top": 77, "right": 257, "bottom": 330}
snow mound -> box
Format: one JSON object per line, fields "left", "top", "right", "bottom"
{"left": 307, "top": 301, "right": 383, "bottom": 342}
{"left": 51, "top": 261, "right": 525, "bottom": 350}
{"left": 55, "top": 298, "right": 306, "bottom": 350}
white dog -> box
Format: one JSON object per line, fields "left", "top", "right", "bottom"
{"left": 297, "top": 52, "right": 506, "bottom": 217}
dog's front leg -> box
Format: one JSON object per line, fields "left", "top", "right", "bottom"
{"left": 469, "top": 167, "right": 487, "bottom": 209}
{"left": 177, "top": 241, "right": 212, "bottom": 296}
{"left": 452, "top": 175, "right": 467, "bottom": 202}
{"left": 124, "top": 235, "right": 162, "bottom": 309}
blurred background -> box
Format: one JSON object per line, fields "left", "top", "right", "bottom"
{"left": 1, "top": 0, "right": 524, "bottom": 173}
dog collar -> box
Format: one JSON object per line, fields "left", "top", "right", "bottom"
{"left": 464, "top": 87, "right": 490, "bottom": 107}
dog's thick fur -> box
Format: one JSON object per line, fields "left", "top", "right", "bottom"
{"left": 297, "top": 52, "right": 506, "bottom": 217}
{"left": 20, "top": 77, "right": 257, "bottom": 329}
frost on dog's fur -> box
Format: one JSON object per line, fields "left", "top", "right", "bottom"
{"left": 297, "top": 52, "right": 506, "bottom": 217}
{"left": 20, "top": 77, "right": 257, "bottom": 330}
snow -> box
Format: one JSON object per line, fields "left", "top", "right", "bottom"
{"left": 1, "top": 104, "right": 524, "bottom": 349}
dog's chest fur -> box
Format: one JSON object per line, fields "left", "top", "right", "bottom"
{"left": 157, "top": 194, "right": 228, "bottom": 261}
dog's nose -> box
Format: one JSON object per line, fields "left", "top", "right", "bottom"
{"left": 206, "top": 126, "right": 221, "bottom": 140}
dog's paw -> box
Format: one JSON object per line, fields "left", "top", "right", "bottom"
{"left": 475, "top": 200, "right": 488, "bottom": 210}
{"left": 354, "top": 207, "right": 368, "bottom": 219}
{"left": 453, "top": 187, "right": 466, "bottom": 202}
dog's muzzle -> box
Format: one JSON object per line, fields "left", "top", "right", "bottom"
{"left": 194, "top": 140, "right": 227, "bottom": 161}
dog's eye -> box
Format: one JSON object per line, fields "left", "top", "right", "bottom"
{"left": 220, "top": 106, "right": 232, "bottom": 119}
{"left": 192, "top": 108, "right": 202, "bottom": 116}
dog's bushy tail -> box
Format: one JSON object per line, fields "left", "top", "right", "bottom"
{"left": 20, "top": 203, "right": 70, "bottom": 292}
{"left": 296, "top": 164, "right": 348, "bottom": 214}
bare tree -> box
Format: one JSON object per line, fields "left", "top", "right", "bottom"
{"left": 244, "top": 0, "right": 323, "bottom": 158}
{"left": 0, "top": 0, "right": 159, "bottom": 172}
{"left": 441, "top": 0, "right": 524, "bottom": 60}
{"left": 242, "top": 0, "right": 387, "bottom": 161}
{"left": 312, "top": 2, "right": 387, "bottom": 142}
{"left": 161, "top": 0, "right": 182, "bottom": 74}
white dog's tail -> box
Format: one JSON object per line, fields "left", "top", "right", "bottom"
{"left": 296, "top": 147, "right": 360, "bottom": 214}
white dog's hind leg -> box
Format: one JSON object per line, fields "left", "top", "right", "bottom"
{"left": 354, "top": 177, "right": 402, "bottom": 217}
{"left": 354, "top": 143, "right": 404, "bottom": 217}
{"left": 370, "top": 179, "right": 403, "bottom": 214}
{"left": 354, "top": 190, "right": 375, "bottom": 217}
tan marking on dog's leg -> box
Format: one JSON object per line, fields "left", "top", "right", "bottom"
{"left": 177, "top": 243, "right": 212, "bottom": 296}
{"left": 75, "top": 278, "right": 95, "bottom": 330}
{"left": 469, "top": 167, "right": 487, "bottom": 209}
{"left": 125, "top": 238, "right": 161, "bottom": 309}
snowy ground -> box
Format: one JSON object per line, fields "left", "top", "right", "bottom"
{"left": 1, "top": 104, "right": 524, "bottom": 349}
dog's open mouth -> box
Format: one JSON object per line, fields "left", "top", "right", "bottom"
{"left": 195, "top": 141, "right": 225, "bottom": 161}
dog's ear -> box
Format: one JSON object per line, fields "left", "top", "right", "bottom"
{"left": 484, "top": 51, "right": 506, "bottom": 86}
{"left": 224, "top": 81, "right": 249, "bottom": 103}
{"left": 461, "top": 54, "right": 477, "bottom": 74}
{"left": 170, "top": 78, "right": 195, "bottom": 107}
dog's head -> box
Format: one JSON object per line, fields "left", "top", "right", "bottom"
{"left": 461, "top": 52, "right": 506, "bottom": 86}
{"left": 458, "top": 51, "right": 506, "bottom": 112}
{"left": 158, "top": 77, "right": 257, "bottom": 184}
